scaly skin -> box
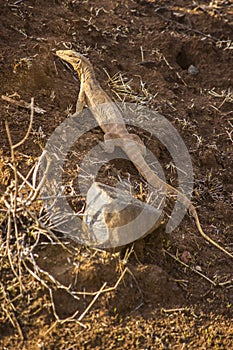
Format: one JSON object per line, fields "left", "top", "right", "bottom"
{"left": 56, "top": 49, "right": 233, "bottom": 259}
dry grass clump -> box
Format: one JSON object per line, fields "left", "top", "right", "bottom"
{"left": 0, "top": 99, "right": 137, "bottom": 341}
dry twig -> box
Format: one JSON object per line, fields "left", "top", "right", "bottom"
{"left": 163, "top": 249, "right": 217, "bottom": 285}
{"left": 2, "top": 94, "right": 46, "bottom": 114}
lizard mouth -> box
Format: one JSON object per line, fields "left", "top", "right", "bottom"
{"left": 56, "top": 50, "right": 73, "bottom": 63}
{"left": 56, "top": 50, "right": 81, "bottom": 80}
{"left": 56, "top": 50, "right": 83, "bottom": 77}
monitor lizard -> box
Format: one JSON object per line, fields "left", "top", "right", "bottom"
{"left": 56, "top": 49, "right": 233, "bottom": 259}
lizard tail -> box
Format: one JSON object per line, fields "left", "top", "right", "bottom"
{"left": 124, "top": 145, "right": 233, "bottom": 260}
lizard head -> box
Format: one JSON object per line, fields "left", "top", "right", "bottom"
{"left": 56, "top": 50, "right": 91, "bottom": 78}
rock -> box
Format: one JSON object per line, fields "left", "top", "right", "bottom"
{"left": 82, "top": 182, "right": 163, "bottom": 249}
{"left": 188, "top": 64, "right": 199, "bottom": 75}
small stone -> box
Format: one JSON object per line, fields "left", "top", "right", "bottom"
{"left": 180, "top": 250, "right": 192, "bottom": 263}
{"left": 188, "top": 64, "right": 199, "bottom": 75}
{"left": 195, "top": 265, "right": 202, "bottom": 272}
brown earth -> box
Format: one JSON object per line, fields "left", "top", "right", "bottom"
{"left": 0, "top": 0, "right": 233, "bottom": 349}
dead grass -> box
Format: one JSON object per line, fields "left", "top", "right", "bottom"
{"left": 0, "top": 103, "right": 143, "bottom": 340}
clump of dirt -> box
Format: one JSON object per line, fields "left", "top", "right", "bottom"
{"left": 0, "top": 0, "right": 233, "bottom": 349}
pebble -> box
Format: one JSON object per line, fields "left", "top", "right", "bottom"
{"left": 188, "top": 64, "right": 199, "bottom": 75}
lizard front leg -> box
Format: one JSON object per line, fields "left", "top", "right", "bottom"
{"left": 75, "top": 81, "right": 86, "bottom": 114}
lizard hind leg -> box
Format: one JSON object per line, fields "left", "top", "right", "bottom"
{"left": 103, "top": 132, "right": 119, "bottom": 153}
{"left": 127, "top": 134, "right": 146, "bottom": 156}
{"left": 103, "top": 132, "right": 147, "bottom": 155}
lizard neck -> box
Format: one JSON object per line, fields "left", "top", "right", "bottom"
{"left": 81, "top": 64, "right": 96, "bottom": 83}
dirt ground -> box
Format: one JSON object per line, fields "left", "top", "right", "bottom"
{"left": 0, "top": 0, "right": 233, "bottom": 349}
